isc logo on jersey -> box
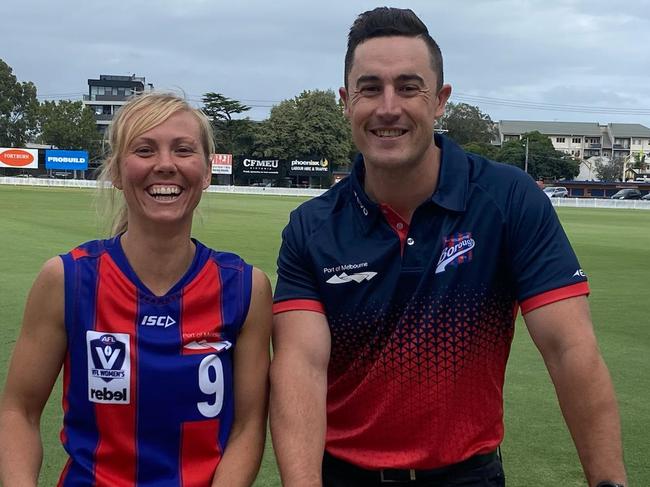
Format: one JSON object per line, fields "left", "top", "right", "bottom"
{"left": 86, "top": 331, "right": 131, "bottom": 404}
{"left": 140, "top": 315, "right": 176, "bottom": 328}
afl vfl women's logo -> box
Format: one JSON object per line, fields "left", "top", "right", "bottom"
{"left": 86, "top": 331, "right": 131, "bottom": 404}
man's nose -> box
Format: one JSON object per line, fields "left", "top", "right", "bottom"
{"left": 376, "top": 86, "right": 401, "bottom": 119}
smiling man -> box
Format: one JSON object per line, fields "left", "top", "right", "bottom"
{"left": 270, "top": 7, "right": 626, "bottom": 487}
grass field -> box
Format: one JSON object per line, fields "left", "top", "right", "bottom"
{"left": 0, "top": 185, "right": 648, "bottom": 486}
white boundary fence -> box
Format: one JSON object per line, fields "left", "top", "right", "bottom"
{"left": 2, "top": 177, "right": 649, "bottom": 209}
{"left": 0, "top": 177, "right": 327, "bottom": 198}
{"left": 549, "top": 197, "right": 650, "bottom": 210}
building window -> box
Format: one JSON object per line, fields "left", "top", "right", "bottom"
{"left": 556, "top": 137, "right": 566, "bottom": 143}
{"left": 572, "top": 137, "right": 581, "bottom": 144}
{"left": 633, "top": 139, "right": 640, "bottom": 145}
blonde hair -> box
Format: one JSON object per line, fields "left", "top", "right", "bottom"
{"left": 97, "top": 92, "right": 215, "bottom": 235}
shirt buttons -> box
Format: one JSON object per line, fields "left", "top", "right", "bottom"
{"left": 396, "top": 222, "right": 404, "bottom": 230}
{"left": 407, "top": 238, "right": 415, "bottom": 246}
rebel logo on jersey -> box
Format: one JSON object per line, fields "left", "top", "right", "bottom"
{"left": 86, "top": 331, "right": 131, "bottom": 403}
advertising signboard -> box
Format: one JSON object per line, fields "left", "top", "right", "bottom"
{"left": 0, "top": 148, "right": 38, "bottom": 169}
{"left": 45, "top": 150, "right": 89, "bottom": 170}
{"left": 289, "top": 157, "right": 330, "bottom": 176}
{"left": 239, "top": 157, "right": 280, "bottom": 177}
{"left": 211, "top": 153, "right": 233, "bottom": 174}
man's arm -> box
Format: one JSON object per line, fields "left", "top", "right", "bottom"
{"left": 270, "top": 310, "right": 331, "bottom": 487}
{"left": 212, "top": 268, "right": 272, "bottom": 487}
{"left": 524, "top": 295, "right": 626, "bottom": 487}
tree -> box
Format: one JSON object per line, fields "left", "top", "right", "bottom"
{"left": 594, "top": 157, "right": 624, "bottom": 182}
{"left": 37, "top": 100, "right": 101, "bottom": 157}
{"left": 256, "top": 89, "right": 354, "bottom": 169}
{"left": 626, "top": 150, "right": 647, "bottom": 176}
{"left": 0, "top": 59, "right": 39, "bottom": 147}
{"left": 497, "top": 131, "right": 580, "bottom": 180}
{"left": 201, "top": 92, "right": 256, "bottom": 155}
{"left": 463, "top": 141, "right": 499, "bottom": 160}
{"left": 437, "top": 102, "right": 496, "bottom": 145}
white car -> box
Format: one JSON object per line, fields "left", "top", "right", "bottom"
{"left": 543, "top": 186, "right": 569, "bottom": 198}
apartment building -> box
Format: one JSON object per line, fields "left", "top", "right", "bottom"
{"left": 82, "top": 74, "right": 154, "bottom": 135}
{"left": 497, "top": 120, "right": 650, "bottom": 163}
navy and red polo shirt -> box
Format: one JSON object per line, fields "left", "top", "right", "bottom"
{"left": 273, "top": 134, "right": 589, "bottom": 470}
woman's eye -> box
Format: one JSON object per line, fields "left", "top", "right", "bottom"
{"left": 176, "top": 146, "right": 195, "bottom": 155}
{"left": 134, "top": 147, "right": 153, "bottom": 156}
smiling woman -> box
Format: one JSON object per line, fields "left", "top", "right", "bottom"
{"left": 0, "top": 92, "right": 272, "bottom": 487}
{"left": 98, "top": 93, "right": 215, "bottom": 236}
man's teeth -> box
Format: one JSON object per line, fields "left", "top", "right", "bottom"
{"left": 375, "top": 129, "right": 404, "bottom": 137}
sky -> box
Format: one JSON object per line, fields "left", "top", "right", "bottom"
{"left": 3, "top": 0, "right": 650, "bottom": 126}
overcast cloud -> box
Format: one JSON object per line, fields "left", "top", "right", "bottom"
{"left": 3, "top": 0, "right": 650, "bottom": 126}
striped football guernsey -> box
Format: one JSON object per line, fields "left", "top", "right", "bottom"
{"left": 56, "top": 236, "right": 252, "bottom": 487}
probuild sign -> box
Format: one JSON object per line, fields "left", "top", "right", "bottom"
{"left": 240, "top": 158, "right": 280, "bottom": 177}
{"left": 45, "top": 150, "right": 89, "bottom": 170}
{"left": 289, "top": 158, "right": 330, "bottom": 176}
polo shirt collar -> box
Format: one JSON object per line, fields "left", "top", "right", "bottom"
{"left": 348, "top": 134, "right": 470, "bottom": 231}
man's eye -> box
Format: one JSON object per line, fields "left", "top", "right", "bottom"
{"left": 359, "top": 86, "right": 381, "bottom": 96}
{"left": 399, "top": 85, "right": 420, "bottom": 95}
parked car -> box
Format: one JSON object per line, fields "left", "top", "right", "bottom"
{"left": 641, "top": 192, "right": 650, "bottom": 200}
{"left": 543, "top": 186, "right": 569, "bottom": 198}
{"left": 610, "top": 189, "right": 642, "bottom": 200}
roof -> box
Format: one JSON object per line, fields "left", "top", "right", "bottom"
{"left": 607, "top": 124, "right": 650, "bottom": 138}
{"left": 499, "top": 120, "right": 603, "bottom": 137}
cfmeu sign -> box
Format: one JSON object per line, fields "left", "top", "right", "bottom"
{"left": 0, "top": 148, "right": 38, "bottom": 169}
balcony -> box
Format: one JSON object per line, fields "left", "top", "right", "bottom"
{"left": 588, "top": 143, "right": 601, "bottom": 149}
{"left": 83, "top": 94, "right": 131, "bottom": 102}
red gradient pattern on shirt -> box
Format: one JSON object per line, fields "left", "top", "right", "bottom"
{"left": 325, "top": 285, "right": 514, "bottom": 469}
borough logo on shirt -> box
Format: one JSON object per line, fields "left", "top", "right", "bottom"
{"left": 435, "top": 233, "right": 475, "bottom": 274}
{"left": 86, "top": 331, "right": 131, "bottom": 404}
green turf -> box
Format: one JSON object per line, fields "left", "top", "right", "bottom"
{"left": 0, "top": 186, "right": 647, "bottom": 485}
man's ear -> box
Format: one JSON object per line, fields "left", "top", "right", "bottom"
{"left": 434, "top": 84, "right": 452, "bottom": 119}
{"left": 339, "top": 87, "right": 350, "bottom": 119}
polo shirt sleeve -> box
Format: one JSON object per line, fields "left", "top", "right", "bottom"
{"left": 506, "top": 175, "right": 589, "bottom": 315}
{"left": 273, "top": 208, "right": 326, "bottom": 315}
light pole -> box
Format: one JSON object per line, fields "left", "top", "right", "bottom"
{"left": 524, "top": 137, "right": 529, "bottom": 174}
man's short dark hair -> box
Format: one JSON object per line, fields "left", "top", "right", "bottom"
{"left": 344, "top": 7, "right": 444, "bottom": 91}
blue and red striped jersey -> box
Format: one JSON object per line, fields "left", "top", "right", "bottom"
{"left": 274, "top": 134, "right": 589, "bottom": 469}
{"left": 57, "top": 236, "right": 252, "bottom": 487}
